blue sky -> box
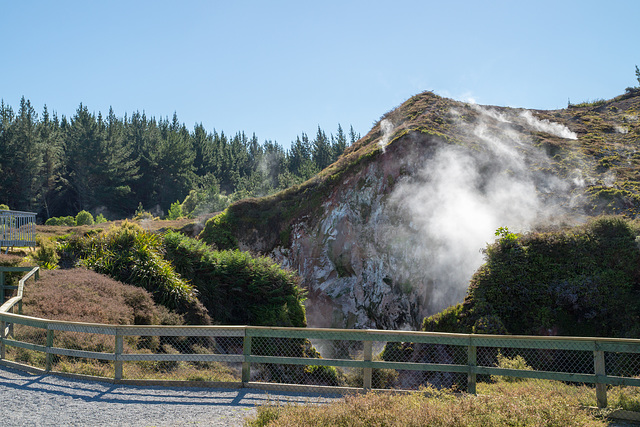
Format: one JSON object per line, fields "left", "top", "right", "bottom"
{"left": 2, "top": 1, "right": 639, "bottom": 148}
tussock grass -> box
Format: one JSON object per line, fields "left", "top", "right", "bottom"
{"left": 246, "top": 382, "right": 608, "bottom": 427}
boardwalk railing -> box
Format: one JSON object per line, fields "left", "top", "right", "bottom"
{"left": 1, "top": 267, "right": 640, "bottom": 409}
{"left": 0, "top": 210, "right": 36, "bottom": 253}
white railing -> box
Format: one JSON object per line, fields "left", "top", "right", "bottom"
{"left": 0, "top": 210, "right": 36, "bottom": 252}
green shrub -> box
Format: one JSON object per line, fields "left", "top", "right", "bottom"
{"left": 422, "top": 303, "right": 468, "bottom": 333}
{"left": 163, "top": 230, "right": 305, "bottom": 327}
{"left": 181, "top": 190, "right": 200, "bottom": 217}
{"left": 491, "top": 352, "right": 533, "bottom": 383}
{"left": 198, "top": 209, "right": 238, "bottom": 250}
{"left": 166, "top": 200, "right": 182, "bottom": 220}
{"left": 32, "top": 237, "right": 60, "bottom": 269}
{"left": 62, "top": 221, "right": 209, "bottom": 324}
{"left": 44, "top": 217, "right": 60, "bottom": 226}
{"left": 75, "top": 210, "right": 94, "bottom": 226}
{"left": 45, "top": 216, "right": 75, "bottom": 226}
{"left": 61, "top": 216, "right": 76, "bottom": 226}
{"left": 0, "top": 204, "right": 8, "bottom": 210}
{"left": 95, "top": 213, "right": 108, "bottom": 224}
{"left": 427, "top": 215, "right": 640, "bottom": 338}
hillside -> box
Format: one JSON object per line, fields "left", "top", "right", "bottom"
{"left": 199, "top": 90, "right": 640, "bottom": 330}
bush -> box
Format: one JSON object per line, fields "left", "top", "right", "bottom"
{"left": 427, "top": 215, "right": 640, "bottom": 338}
{"left": 44, "top": 216, "right": 76, "bottom": 226}
{"left": 44, "top": 217, "right": 60, "bottom": 226}
{"left": 0, "top": 204, "right": 8, "bottom": 210}
{"left": 62, "top": 221, "right": 209, "bottom": 324}
{"left": 422, "top": 303, "right": 468, "bottom": 333}
{"left": 163, "top": 230, "right": 306, "bottom": 327}
{"left": 491, "top": 352, "right": 533, "bottom": 383}
{"left": 166, "top": 200, "right": 182, "bottom": 220}
{"left": 32, "top": 237, "right": 60, "bottom": 269}
{"left": 75, "top": 210, "right": 94, "bottom": 226}
{"left": 198, "top": 209, "right": 238, "bottom": 250}
{"left": 95, "top": 213, "right": 108, "bottom": 224}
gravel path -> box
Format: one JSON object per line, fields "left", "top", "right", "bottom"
{"left": 0, "top": 365, "right": 341, "bottom": 426}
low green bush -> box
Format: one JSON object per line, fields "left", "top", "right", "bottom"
{"left": 198, "top": 209, "right": 238, "bottom": 250}
{"left": 45, "top": 216, "right": 76, "bottom": 226}
{"left": 166, "top": 200, "right": 182, "bottom": 220}
{"left": 426, "top": 216, "right": 640, "bottom": 338}
{"left": 163, "top": 230, "right": 305, "bottom": 327}
{"left": 32, "top": 237, "right": 60, "bottom": 269}
{"left": 75, "top": 210, "right": 94, "bottom": 226}
{"left": 491, "top": 352, "right": 533, "bottom": 383}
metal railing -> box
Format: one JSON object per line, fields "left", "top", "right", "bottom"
{"left": 0, "top": 210, "right": 36, "bottom": 252}
{"left": 1, "top": 266, "right": 640, "bottom": 409}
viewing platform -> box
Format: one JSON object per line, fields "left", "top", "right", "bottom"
{"left": 0, "top": 210, "right": 36, "bottom": 253}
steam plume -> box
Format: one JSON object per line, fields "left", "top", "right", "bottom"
{"left": 378, "top": 119, "right": 394, "bottom": 153}
{"left": 387, "top": 106, "right": 578, "bottom": 315}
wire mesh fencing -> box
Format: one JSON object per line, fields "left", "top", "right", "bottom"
{"left": 119, "top": 326, "right": 243, "bottom": 382}
{"left": 2, "top": 298, "right": 640, "bottom": 408}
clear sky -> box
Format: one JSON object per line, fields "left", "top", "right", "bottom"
{"left": 2, "top": 0, "right": 639, "bottom": 148}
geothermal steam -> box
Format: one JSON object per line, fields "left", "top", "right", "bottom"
{"left": 378, "top": 119, "right": 394, "bottom": 153}
{"left": 387, "top": 106, "right": 579, "bottom": 315}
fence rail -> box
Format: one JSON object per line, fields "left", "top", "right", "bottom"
{"left": 2, "top": 267, "right": 640, "bottom": 409}
{"left": 0, "top": 210, "right": 36, "bottom": 252}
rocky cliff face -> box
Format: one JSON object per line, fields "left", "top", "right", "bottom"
{"left": 213, "top": 91, "right": 640, "bottom": 330}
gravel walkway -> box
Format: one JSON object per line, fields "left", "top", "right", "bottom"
{"left": 0, "top": 365, "right": 341, "bottom": 426}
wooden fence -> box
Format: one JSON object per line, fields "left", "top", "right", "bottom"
{"left": 0, "top": 210, "right": 36, "bottom": 253}
{"left": 2, "top": 266, "right": 640, "bottom": 410}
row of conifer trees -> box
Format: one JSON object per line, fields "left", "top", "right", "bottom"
{"left": 0, "top": 97, "right": 359, "bottom": 220}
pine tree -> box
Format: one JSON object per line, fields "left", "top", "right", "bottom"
{"left": 38, "top": 105, "right": 64, "bottom": 219}
{"left": 332, "top": 123, "right": 348, "bottom": 162}
{"left": 349, "top": 125, "right": 360, "bottom": 145}
{"left": 64, "top": 103, "right": 103, "bottom": 211}
{"left": 12, "top": 97, "right": 43, "bottom": 211}
{"left": 312, "top": 126, "right": 332, "bottom": 170}
{"left": 100, "top": 107, "right": 139, "bottom": 215}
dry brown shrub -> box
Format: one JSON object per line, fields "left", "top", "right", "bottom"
{"left": 22, "top": 268, "right": 163, "bottom": 325}
{"left": 0, "top": 253, "right": 27, "bottom": 267}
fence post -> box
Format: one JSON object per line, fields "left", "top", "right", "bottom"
{"left": 45, "top": 329, "right": 54, "bottom": 372}
{"left": 242, "top": 329, "right": 252, "bottom": 384}
{"left": 594, "top": 341, "right": 607, "bottom": 408}
{"left": 0, "top": 320, "right": 5, "bottom": 360}
{"left": 114, "top": 328, "right": 123, "bottom": 380}
{"left": 363, "top": 339, "right": 373, "bottom": 390}
{"left": 467, "top": 336, "right": 477, "bottom": 395}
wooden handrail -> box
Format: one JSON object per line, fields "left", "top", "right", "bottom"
{"left": 1, "top": 266, "right": 638, "bottom": 408}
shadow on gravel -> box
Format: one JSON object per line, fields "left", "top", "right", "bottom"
{"left": 0, "top": 365, "right": 341, "bottom": 407}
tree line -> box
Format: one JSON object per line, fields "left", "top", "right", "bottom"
{"left": 0, "top": 97, "right": 359, "bottom": 221}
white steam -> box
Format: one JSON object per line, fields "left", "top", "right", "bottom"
{"left": 387, "top": 106, "right": 577, "bottom": 315}
{"left": 518, "top": 111, "right": 578, "bottom": 140}
{"left": 378, "top": 119, "right": 394, "bottom": 153}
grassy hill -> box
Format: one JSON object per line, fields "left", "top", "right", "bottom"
{"left": 200, "top": 90, "right": 640, "bottom": 252}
